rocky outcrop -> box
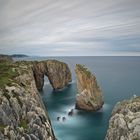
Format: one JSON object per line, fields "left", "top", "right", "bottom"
{"left": 33, "top": 60, "right": 72, "bottom": 91}
{"left": 0, "top": 59, "right": 56, "bottom": 140}
{"left": 75, "top": 64, "right": 103, "bottom": 111}
{"left": 106, "top": 96, "right": 140, "bottom": 140}
{"left": 33, "top": 62, "right": 46, "bottom": 91}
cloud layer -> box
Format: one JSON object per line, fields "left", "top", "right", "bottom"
{"left": 0, "top": 0, "right": 140, "bottom": 56}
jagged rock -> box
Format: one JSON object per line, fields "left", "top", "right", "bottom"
{"left": 9, "top": 130, "right": 16, "bottom": 140}
{"left": 21, "top": 137, "right": 26, "bottom": 140}
{"left": 75, "top": 64, "right": 103, "bottom": 111}
{"left": 0, "top": 60, "right": 56, "bottom": 140}
{"left": 106, "top": 96, "right": 140, "bottom": 140}
{"left": 33, "top": 60, "right": 72, "bottom": 91}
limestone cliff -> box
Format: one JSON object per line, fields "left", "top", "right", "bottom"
{"left": 33, "top": 60, "right": 72, "bottom": 91}
{"left": 106, "top": 96, "right": 140, "bottom": 140}
{"left": 75, "top": 64, "right": 103, "bottom": 111}
{"left": 0, "top": 57, "right": 56, "bottom": 140}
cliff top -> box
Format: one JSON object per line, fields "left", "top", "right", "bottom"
{"left": 76, "top": 64, "right": 92, "bottom": 78}
{"left": 0, "top": 59, "right": 16, "bottom": 88}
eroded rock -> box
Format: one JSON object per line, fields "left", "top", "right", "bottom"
{"left": 33, "top": 60, "right": 72, "bottom": 91}
{"left": 106, "top": 96, "right": 140, "bottom": 140}
{"left": 0, "top": 60, "right": 56, "bottom": 140}
{"left": 75, "top": 64, "right": 103, "bottom": 111}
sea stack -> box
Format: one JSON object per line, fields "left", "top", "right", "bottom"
{"left": 106, "top": 96, "right": 140, "bottom": 140}
{"left": 75, "top": 64, "right": 103, "bottom": 111}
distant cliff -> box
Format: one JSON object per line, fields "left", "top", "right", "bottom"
{"left": 75, "top": 64, "right": 103, "bottom": 111}
{"left": 0, "top": 54, "right": 13, "bottom": 62}
{"left": 10, "top": 54, "right": 28, "bottom": 58}
{"left": 106, "top": 96, "right": 140, "bottom": 140}
{"left": 33, "top": 60, "right": 72, "bottom": 91}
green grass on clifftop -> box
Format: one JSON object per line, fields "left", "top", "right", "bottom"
{"left": 0, "top": 61, "right": 17, "bottom": 87}
{"left": 76, "top": 64, "right": 91, "bottom": 77}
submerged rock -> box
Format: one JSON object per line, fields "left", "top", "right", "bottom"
{"left": 68, "top": 109, "right": 74, "bottom": 116}
{"left": 57, "top": 117, "right": 60, "bottom": 121}
{"left": 106, "top": 96, "right": 140, "bottom": 140}
{"left": 62, "top": 117, "right": 66, "bottom": 122}
{"left": 75, "top": 64, "right": 103, "bottom": 111}
{"left": 33, "top": 60, "right": 72, "bottom": 91}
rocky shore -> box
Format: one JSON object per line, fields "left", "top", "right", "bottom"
{"left": 75, "top": 64, "right": 104, "bottom": 111}
{"left": 106, "top": 96, "right": 140, "bottom": 140}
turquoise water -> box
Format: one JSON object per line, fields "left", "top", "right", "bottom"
{"left": 16, "top": 56, "right": 140, "bottom": 140}
{"left": 39, "top": 56, "right": 140, "bottom": 140}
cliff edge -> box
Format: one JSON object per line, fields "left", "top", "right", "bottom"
{"left": 106, "top": 96, "right": 140, "bottom": 140}
{"left": 0, "top": 56, "right": 56, "bottom": 140}
{"left": 75, "top": 64, "right": 103, "bottom": 111}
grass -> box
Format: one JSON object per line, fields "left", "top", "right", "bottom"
{"left": 0, "top": 124, "right": 6, "bottom": 133}
{"left": 0, "top": 61, "right": 17, "bottom": 87}
{"left": 76, "top": 64, "right": 91, "bottom": 77}
{"left": 19, "top": 119, "right": 28, "bottom": 129}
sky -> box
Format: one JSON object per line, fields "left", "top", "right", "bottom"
{"left": 0, "top": 0, "right": 140, "bottom": 56}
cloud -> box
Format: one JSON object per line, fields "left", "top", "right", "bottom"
{"left": 0, "top": 0, "right": 140, "bottom": 56}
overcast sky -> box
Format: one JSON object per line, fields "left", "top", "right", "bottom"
{"left": 0, "top": 0, "right": 140, "bottom": 56}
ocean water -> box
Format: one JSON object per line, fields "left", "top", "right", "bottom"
{"left": 16, "top": 56, "right": 140, "bottom": 140}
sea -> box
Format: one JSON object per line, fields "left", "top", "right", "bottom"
{"left": 14, "top": 56, "right": 140, "bottom": 140}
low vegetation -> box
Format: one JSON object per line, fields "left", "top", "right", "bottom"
{"left": 76, "top": 64, "right": 91, "bottom": 77}
{"left": 19, "top": 119, "right": 28, "bottom": 129}
{"left": 0, "top": 61, "right": 17, "bottom": 87}
{"left": 0, "top": 124, "right": 6, "bottom": 133}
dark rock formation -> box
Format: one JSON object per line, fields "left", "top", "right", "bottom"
{"left": 106, "top": 96, "right": 140, "bottom": 140}
{"left": 75, "top": 64, "right": 103, "bottom": 111}
{"left": 10, "top": 54, "right": 28, "bottom": 58}
{"left": 57, "top": 117, "right": 60, "bottom": 121}
{"left": 33, "top": 60, "right": 72, "bottom": 91}
{"left": 68, "top": 109, "right": 74, "bottom": 116}
{"left": 33, "top": 62, "right": 46, "bottom": 91}
{"left": 62, "top": 117, "right": 66, "bottom": 122}
{"left": 0, "top": 60, "right": 56, "bottom": 140}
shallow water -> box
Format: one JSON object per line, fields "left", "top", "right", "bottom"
{"left": 38, "top": 56, "right": 140, "bottom": 140}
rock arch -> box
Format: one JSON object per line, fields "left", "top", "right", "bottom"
{"left": 32, "top": 60, "right": 72, "bottom": 91}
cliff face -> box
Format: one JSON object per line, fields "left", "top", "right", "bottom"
{"left": 33, "top": 60, "right": 72, "bottom": 91}
{"left": 33, "top": 62, "right": 46, "bottom": 91}
{"left": 75, "top": 64, "right": 103, "bottom": 111}
{"left": 106, "top": 96, "right": 140, "bottom": 140}
{"left": 0, "top": 58, "right": 56, "bottom": 140}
